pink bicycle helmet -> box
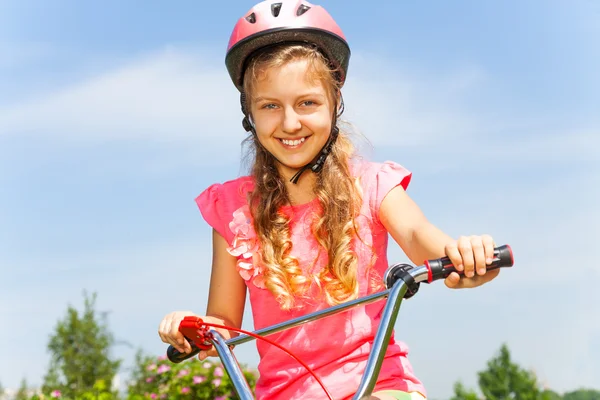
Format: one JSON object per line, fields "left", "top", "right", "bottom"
{"left": 225, "top": 0, "right": 351, "bottom": 92}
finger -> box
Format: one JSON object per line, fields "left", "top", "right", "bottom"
{"left": 444, "top": 272, "right": 460, "bottom": 288}
{"left": 445, "top": 241, "right": 464, "bottom": 272}
{"left": 471, "top": 236, "right": 487, "bottom": 276}
{"left": 482, "top": 234, "right": 495, "bottom": 265}
{"left": 159, "top": 318, "right": 177, "bottom": 348}
{"left": 183, "top": 338, "right": 193, "bottom": 353}
{"left": 167, "top": 319, "right": 188, "bottom": 353}
{"left": 455, "top": 269, "right": 501, "bottom": 289}
{"left": 458, "top": 237, "right": 475, "bottom": 278}
{"left": 158, "top": 319, "right": 168, "bottom": 343}
{"left": 169, "top": 318, "right": 182, "bottom": 343}
{"left": 465, "top": 269, "right": 500, "bottom": 288}
{"left": 484, "top": 268, "right": 500, "bottom": 281}
{"left": 198, "top": 351, "right": 207, "bottom": 361}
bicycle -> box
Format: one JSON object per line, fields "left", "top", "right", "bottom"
{"left": 166, "top": 245, "right": 514, "bottom": 400}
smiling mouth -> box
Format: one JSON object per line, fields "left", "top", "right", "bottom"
{"left": 277, "top": 136, "right": 309, "bottom": 148}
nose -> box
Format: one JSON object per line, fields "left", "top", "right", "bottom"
{"left": 281, "top": 106, "right": 302, "bottom": 134}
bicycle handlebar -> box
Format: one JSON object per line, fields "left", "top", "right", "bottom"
{"left": 425, "top": 244, "right": 514, "bottom": 282}
{"left": 167, "top": 245, "right": 513, "bottom": 364}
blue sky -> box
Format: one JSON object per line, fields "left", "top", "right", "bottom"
{"left": 1, "top": 0, "right": 598, "bottom": 398}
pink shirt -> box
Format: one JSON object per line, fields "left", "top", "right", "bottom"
{"left": 196, "top": 160, "right": 426, "bottom": 400}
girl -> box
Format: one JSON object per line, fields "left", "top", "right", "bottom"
{"left": 159, "top": 1, "right": 500, "bottom": 399}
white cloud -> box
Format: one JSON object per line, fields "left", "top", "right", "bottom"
{"left": 2, "top": 44, "right": 595, "bottom": 166}
{"left": 343, "top": 54, "right": 489, "bottom": 147}
{"left": 0, "top": 48, "right": 241, "bottom": 142}
{"left": 0, "top": 46, "right": 505, "bottom": 181}
{"left": 0, "top": 47, "right": 491, "bottom": 148}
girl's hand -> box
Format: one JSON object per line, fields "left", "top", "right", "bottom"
{"left": 443, "top": 235, "right": 500, "bottom": 289}
{"left": 158, "top": 312, "right": 231, "bottom": 360}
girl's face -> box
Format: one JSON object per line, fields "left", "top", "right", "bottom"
{"left": 249, "top": 59, "right": 334, "bottom": 178}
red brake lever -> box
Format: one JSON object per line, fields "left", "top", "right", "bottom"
{"left": 178, "top": 316, "right": 213, "bottom": 350}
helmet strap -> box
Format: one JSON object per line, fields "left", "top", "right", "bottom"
{"left": 289, "top": 124, "right": 339, "bottom": 184}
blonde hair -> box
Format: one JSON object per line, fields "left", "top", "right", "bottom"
{"left": 242, "top": 44, "right": 366, "bottom": 310}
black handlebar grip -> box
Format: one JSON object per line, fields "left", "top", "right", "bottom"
{"left": 166, "top": 338, "right": 201, "bottom": 364}
{"left": 425, "top": 244, "right": 514, "bottom": 283}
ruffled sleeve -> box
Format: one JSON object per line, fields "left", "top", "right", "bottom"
{"left": 367, "top": 161, "right": 412, "bottom": 224}
{"left": 195, "top": 183, "right": 232, "bottom": 243}
{"left": 194, "top": 177, "right": 254, "bottom": 244}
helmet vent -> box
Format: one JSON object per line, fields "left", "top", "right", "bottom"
{"left": 271, "top": 3, "right": 282, "bottom": 17}
{"left": 296, "top": 4, "right": 311, "bottom": 16}
{"left": 245, "top": 12, "right": 257, "bottom": 23}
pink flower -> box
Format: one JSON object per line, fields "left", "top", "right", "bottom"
{"left": 227, "top": 205, "right": 265, "bottom": 289}
{"left": 150, "top": 394, "right": 157, "bottom": 399}
{"left": 157, "top": 355, "right": 167, "bottom": 361}
{"left": 51, "top": 390, "right": 61, "bottom": 398}
{"left": 146, "top": 377, "right": 153, "bottom": 383}
{"left": 160, "top": 395, "right": 167, "bottom": 399}
{"left": 193, "top": 375, "right": 206, "bottom": 384}
{"left": 215, "top": 396, "right": 227, "bottom": 400}
{"left": 181, "top": 387, "right": 191, "bottom": 394}
{"left": 213, "top": 366, "right": 224, "bottom": 377}
{"left": 212, "top": 378, "right": 222, "bottom": 388}
{"left": 202, "top": 362, "right": 212, "bottom": 369}
{"left": 156, "top": 364, "right": 171, "bottom": 374}
{"left": 147, "top": 363, "right": 157, "bottom": 371}
{"left": 178, "top": 369, "right": 190, "bottom": 377}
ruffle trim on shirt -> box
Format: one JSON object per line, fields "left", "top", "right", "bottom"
{"left": 227, "top": 204, "right": 266, "bottom": 289}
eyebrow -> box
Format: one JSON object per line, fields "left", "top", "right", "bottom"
{"left": 253, "top": 92, "right": 326, "bottom": 103}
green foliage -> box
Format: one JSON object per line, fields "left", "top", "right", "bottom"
{"left": 542, "top": 389, "right": 564, "bottom": 400}
{"left": 450, "top": 381, "right": 479, "bottom": 400}
{"left": 477, "top": 343, "right": 540, "bottom": 400}
{"left": 126, "top": 351, "right": 258, "bottom": 400}
{"left": 562, "top": 389, "right": 600, "bottom": 400}
{"left": 451, "top": 344, "right": 600, "bottom": 400}
{"left": 15, "top": 379, "right": 29, "bottom": 400}
{"left": 26, "top": 381, "right": 115, "bottom": 399}
{"left": 39, "top": 291, "right": 121, "bottom": 399}
{"left": 452, "top": 344, "right": 544, "bottom": 400}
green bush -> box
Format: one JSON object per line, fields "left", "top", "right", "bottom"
{"left": 126, "top": 353, "right": 258, "bottom": 400}
{"left": 26, "top": 379, "right": 116, "bottom": 399}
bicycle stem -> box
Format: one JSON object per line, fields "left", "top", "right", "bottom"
{"left": 353, "top": 265, "right": 429, "bottom": 400}
{"left": 206, "top": 265, "right": 431, "bottom": 400}
{"left": 211, "top": 332, "right": 255, "bottom": 399}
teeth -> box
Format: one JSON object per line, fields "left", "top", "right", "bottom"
{"left": 282, "top": 137, "right": 306, "bottom": 146}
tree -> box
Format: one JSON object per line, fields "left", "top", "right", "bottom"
{"left": 0, "top": 380, "right": 4, "bottom": 397}
{"left": 452, "top": 344, "right": 549, "bottom": 400}
{"left": 541, "top": 389, "right": 563, "bottom": 400}
{"left": 40, "top": 291, "right": 122, "bottom": 399}
{"left": 477, "top": 343, "right": 540, "bottom": 400}
{"left": 15, "top": 378, "right": 28, "bottom": 400}
{"left": 450, "top": 381, "right": 479, "bottom": 400}
{"left": 563, "top": 389, "right": 600, "bottom": 400}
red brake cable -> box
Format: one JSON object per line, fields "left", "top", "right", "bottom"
{"left": 179, "top": 316, "right": 334, "bottom": 400}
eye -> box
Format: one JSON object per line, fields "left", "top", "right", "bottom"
{"left": 301, "top": 100, "right": 317, "bottom": 107}
{"left": 261, "top": 103, "right": 278, "bottom": 110}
